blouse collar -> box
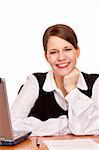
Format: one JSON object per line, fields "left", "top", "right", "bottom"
{"left": 43, "top": 70, "right": 88, "bottom": 92}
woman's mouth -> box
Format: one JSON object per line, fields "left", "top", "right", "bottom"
{"left": 56, "top": 62, "right": 70, "bottom": 68}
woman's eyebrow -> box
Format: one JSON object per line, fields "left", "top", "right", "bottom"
{"left": 64, "top": 46, "right": 72, "bottom": 48}
{"left": 49, "top": 48, "right": 58, "bottom": 52}
{"left": 48, "top": 46, "right": 73, "bottom": 52}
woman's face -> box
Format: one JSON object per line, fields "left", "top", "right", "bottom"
{"left": 45, "top": 36, "right": 80, "bottom": 77}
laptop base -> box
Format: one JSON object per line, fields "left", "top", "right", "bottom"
{"left": 0, "top": 132, "right": 31, "bottom": 146}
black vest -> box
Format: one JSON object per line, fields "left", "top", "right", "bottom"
{"left": 18, "top": 72, "right": 99, "bottom": 121}
{"left": 28, "top": 73, "right": 68, "bottom": 121}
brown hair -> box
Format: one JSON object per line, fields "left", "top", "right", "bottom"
{"left": 43, "top": 24, "right": 78, "bottom": 53}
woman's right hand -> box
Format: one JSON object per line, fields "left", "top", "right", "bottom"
{"left": 63, "top": 68, "right": 79, "bottom": 93}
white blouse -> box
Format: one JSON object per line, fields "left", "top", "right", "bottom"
{"left": 11, "top": 70, "right": 99, "bottom": 136}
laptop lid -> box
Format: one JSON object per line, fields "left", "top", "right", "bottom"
{"left": 0, "top": 78, "right": 13, "bottom": 140}
{"left": 0, "top": 78, "right": 31, "bottom": 145}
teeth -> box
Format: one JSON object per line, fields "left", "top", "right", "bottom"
{"left": 58, "top": 63, "right": 69, "bottom": 67}
{"left": 58, "top": 64, "right": 66, "bottom": 67}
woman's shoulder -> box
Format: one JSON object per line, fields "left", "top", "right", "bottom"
{"left": 81, "top": 72, "right": 99, "bottom": 79}
{"left": 81, "top": 71, "right": 99, "bottom": 87}
{"left": 81, "top": 71, "right": 99, "bottom": 76}
{"left": 32, "top": 72, "right": 48, "bottom": 88}
{"left": 33, "top": 72, "right": 48, "bottom": 78}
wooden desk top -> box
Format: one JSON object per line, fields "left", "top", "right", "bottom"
{"left": 0, "top": 135, "right": 99, "bottom": 150}
{"left": 0, "top": 137, "right": 48, "bottom": 150}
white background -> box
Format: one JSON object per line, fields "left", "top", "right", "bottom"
{"left": 0, "top": 0, "right": 99, "bottom": 107}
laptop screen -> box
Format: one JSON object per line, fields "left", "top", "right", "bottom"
{"left": 0, "top": 78, "right": 13, "bottom": 140}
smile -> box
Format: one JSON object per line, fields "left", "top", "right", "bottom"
{"left": 57, "top": 63, "right": 70, "bottom": 68}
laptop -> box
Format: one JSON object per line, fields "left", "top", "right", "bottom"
{"left": 0, "top": 78, "right": 31, "bottom": 146}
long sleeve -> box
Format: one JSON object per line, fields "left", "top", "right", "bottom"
{"left": 11, "top": 75, "right": 39, "bottom": 122}
{"left": 65, "top": 79, "right": 99, "bottom": 135}
{"left": 12, "top": 115, "right": 68, "bottom": 136}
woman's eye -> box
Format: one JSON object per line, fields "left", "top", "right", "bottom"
{"left": 64, "top": 48, "right": 72, "bottom": 51}
{"left": 50, "top": 51, "right": 58, "bottom": 54}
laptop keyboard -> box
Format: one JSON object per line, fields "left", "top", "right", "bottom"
{"left": 13, "top": 131, "right": 26, "bottom": 137}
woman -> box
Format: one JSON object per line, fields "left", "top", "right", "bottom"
{"left": 11, "top": 24, "right": 99, "bottom": 136}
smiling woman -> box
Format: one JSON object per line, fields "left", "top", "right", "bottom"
{"left": 11, "top": 24, "right": 99, "bottom": 136}
{"left": 45, "top": 36, "right": 80, "bottom": 77}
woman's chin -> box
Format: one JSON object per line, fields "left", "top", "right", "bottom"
{"left": 59, "top": 69, "right": 72, "bottom": 76}
{"left": 54, "top": 71, "right": 70, "bottom": 77}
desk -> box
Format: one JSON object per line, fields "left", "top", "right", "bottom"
{"left": 0, "top": 135, "right": 99, "bottom": 150}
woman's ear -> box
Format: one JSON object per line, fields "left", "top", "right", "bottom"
{"left": 76, "top": 47, "right": 80, "bottom": 58}
{"left": 44, "top": 52, "right": 49, "bottom": 62}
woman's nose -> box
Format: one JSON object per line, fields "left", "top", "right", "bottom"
{"left": 58, "top": 52, "right": 66, "bottom": 60}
